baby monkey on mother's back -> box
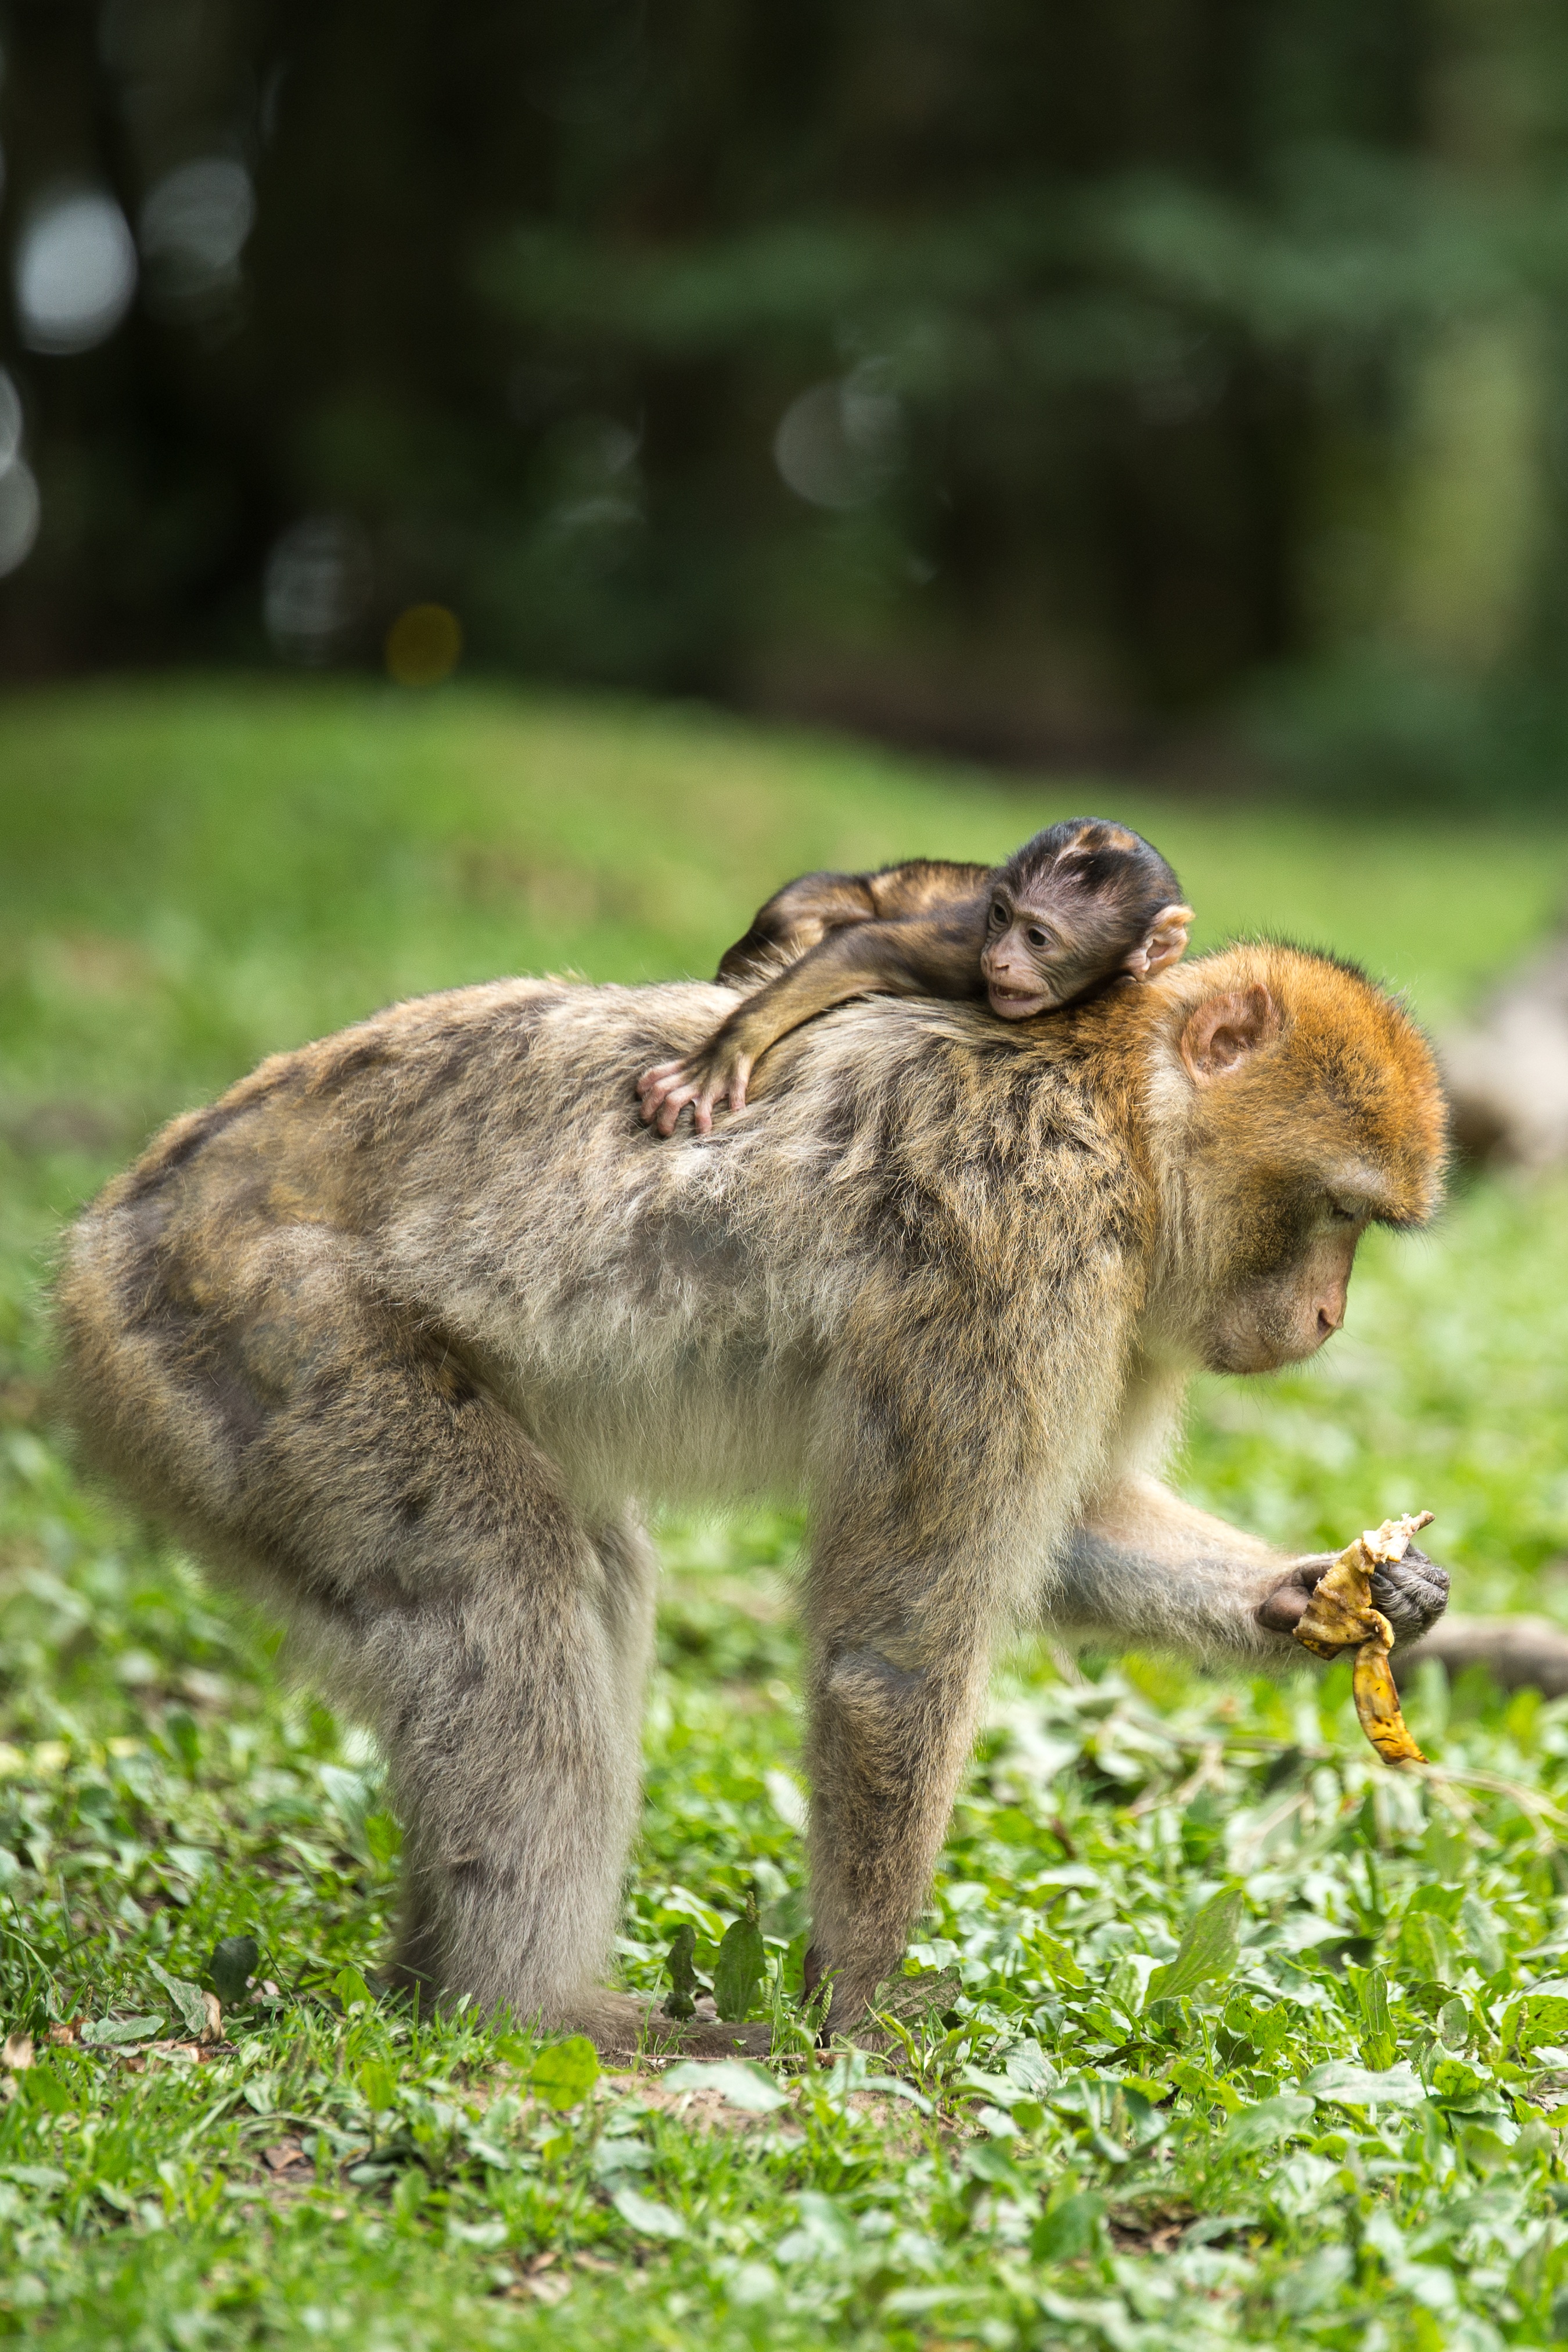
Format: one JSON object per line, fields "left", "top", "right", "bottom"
{"left": 638, "top": 816, "right": 1193, "bottom": 1135}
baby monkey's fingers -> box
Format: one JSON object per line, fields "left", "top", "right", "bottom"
{"left": 689, "top": 1046, "right": 757, "bottom": 1135}
{"left": 636, "top": 1059, "right": 690, "bottom": 1126}
{"left": 638, "top": 1038, "right": 757, "bottom": 1136}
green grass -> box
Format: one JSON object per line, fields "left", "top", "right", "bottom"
{"left": 5, "top": 676, "right": 1568, "bottom": 2350}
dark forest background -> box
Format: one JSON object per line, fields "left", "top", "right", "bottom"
{"left": 5, "top": 0, "right": 1568, "bottom": 796}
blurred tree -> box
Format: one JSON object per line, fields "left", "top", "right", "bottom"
{"left": 3, "top": 0, "right": 1567, "bottom": 790}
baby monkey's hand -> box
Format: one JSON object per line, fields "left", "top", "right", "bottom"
{"left": 637, "top": 1035, "right": 756, "bottom": 1137}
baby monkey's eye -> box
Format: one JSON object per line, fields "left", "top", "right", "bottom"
{"left": 988, "top": 901, "right": 1008, "bottom": 927}
{"left": 1025, "top": 926, "right": 1052, "bottom": 950}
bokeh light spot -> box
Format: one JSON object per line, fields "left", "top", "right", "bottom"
{"left": 772, "top": 365, "right": 901, "bottom": 510}
{"left": 386, "top": 603, "right": 462, "bottom": 687}
{"left": 263, "top": 513, "right": 373, "bottom": 663}
{"left": 0, "top": 459, "right": 41, "bottom": 578}
{"left": 139, "top": 157, "right": 255, "bottom": 320}
{"left": 15, "top": 189, "right": 138, "bottom": 354}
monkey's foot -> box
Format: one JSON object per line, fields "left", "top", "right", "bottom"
{"left": 579, "top": 1994, "right": 777, "bottom": 2063}
{"left": 647, "top": 2015, "right": 776, "bottom": 2060}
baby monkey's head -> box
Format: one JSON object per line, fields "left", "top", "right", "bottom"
{"left": 981, "top": 818, "right": 1192, "bottom": 1019}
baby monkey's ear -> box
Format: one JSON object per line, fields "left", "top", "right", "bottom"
{"left": 1123, "top": 902, "right": 1194, "bottom": 980}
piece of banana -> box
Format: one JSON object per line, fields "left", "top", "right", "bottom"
{"left": 1293, "top": 1512, "right": 1433, "bottom": 1767}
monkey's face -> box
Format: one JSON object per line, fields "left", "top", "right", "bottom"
{"left": 1169, "top": 970, "right": 1446, "bottom": 1376}
{"left": 1200, "top": 1197, "right": 1364, "bottom": 1375}
{"left": 980, "top": 883, "right": 1108, "bottom": 1016}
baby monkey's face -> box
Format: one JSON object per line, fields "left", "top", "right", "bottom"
{"left": 980, "top": 883, "right": 1107, "bottom": 1016}
{"left": 980, "top": 873, "right": 1191, "bottom": 1017}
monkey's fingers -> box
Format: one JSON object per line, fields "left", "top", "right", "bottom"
{"left": 1353, "top": 1619, "right": 1426, "bottom": 1767}
{"left": 1292, "top": 1513, "right": 1431, "bottom": 1660}
{"left": 637, "top": 1062, "right": 694, "bottom": 1125}
{"left": 655, "top": 1078, "right": 707, "bottom": 1136}
{"left": 1293, "top": 1537, "right": 1378, "bottom": 1660}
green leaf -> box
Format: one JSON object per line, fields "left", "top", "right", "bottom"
{"left": 1030, "top": 1932, "right": 1085, "bottom": 1989}
{"left": 208, "top": 1936, "right": 260, "bottom": 2006}
{"left": 363, "top": 1812, "right": 402, "bottom": 1864}
{"left": 1505, "top": 1978, "right": 1568, "bottom": 2052}
{"left": 1223, "top": 2094, "right": 1315, "bottom": 2150}
{"left": 662, "top": 2059, "right": 786, "bottom": 2112}
{"left": 0, "top": 2164, "right": 67, "bottom": 2190}
{"left": 663, "top": 1923, "right": 698, "bottom": 2020}
{"left": 359, "top": 2060, "right": 397, "bottom": 2113}
{"left": 24, "top": 2069, "right": 70, "bottom": 2117}
{"left": 146, "top": 1957, "right": 207, "bottom": 2039}
{"left": 964, "top": 2140, "right": 1029, "bottom": 2191}
{"left": 331, "top": 1966, "right": 373, "bottom": 2014}
{"left": 80, "top": 2015, "right": 164, "bottom": 2047}
{"left": 713, "top": 1897, "right": 767, "bottom": 2023}
{"left": 529, "top": 2035, "right": 599, "bottom": 2110}
{"left": 1303, "top": 2059, "right": 1427, "bottom": 2108}
{"left": 1460, "top": 1893, "right": 1505, "bottom": 1977}
{"left": 1145, "top": 1889, "right": 1243, "bottom": 2004}
{"left": 612, "top": 2185, "right": 685, "bottom": 2239}
{"left": 1031, "top": 2191, "right": 1105, "bottom": 2263}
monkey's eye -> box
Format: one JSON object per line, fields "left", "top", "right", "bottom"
{"left": 1326, "top": 1197, "right": 1360, "bottom": 1225}
{"left": 1025, "top": 926, "right": 1052, "bottom": 950}
{"left": 988, "top": 901, "right": 1008, "bottom": 927}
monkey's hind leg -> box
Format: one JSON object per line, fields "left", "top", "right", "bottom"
{"left": 70, "top": 1221, "right": 660, "bottom": 2049}
{"left": 366, "top": 1493, "right": 660, "bottom": 2050}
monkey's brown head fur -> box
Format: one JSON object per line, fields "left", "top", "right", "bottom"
{"left": 1138, "top": 941, "right": 1447, "bottom": 1376}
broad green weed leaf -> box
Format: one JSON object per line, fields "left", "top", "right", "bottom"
{"left": 963, "top": 2140, "right": 1029, "bottom": 2191}
{"left": 530, "top": 2035, "right": 599, "bottom": 2110}
{"left": 146, "top": 1958, "right": 207, "bottom": 2038}
{"left": 1031, "top": 2191, "right": 1105, "bottom": 2262}
{"left": 363, "top": 1812, "right": 401, "bottom": 1864}
{"left": 1506, "top": 1979, "right": 1568, "bottom": 2051}
{"left": 359, "top": 2060, "right": 397, "bottom": 2112}
{"left": 1224, "top": 2095, "right": 1315, "bottom": 2150}
{"left": 1030, "top": 1932, "right": 1085, "bottom": 1989}
{"left": 662, "top": 2059, "right": 786, "bottom": 2112}
{"left": 612, "top": 2185, "right": 685, "bottom": 2239}
{"left": 713, "top": 1906, "right": 767, "bottom": 2022}
{"left": 332, "top": 1967, "right": 373, "bottom": 2013}
{"left": 1274, "top": 2243, "right": 1354, "bottom": 2317}
{"left": 1460, "top": 1893, "right": 1504, "bottom": 1977}
{"left": 663, "top": 1923, "right": 697, "bottom": 2020}
{"left": 1303, "top": 2059, "right": 1427, "bottom": 2108}
{"left": 80, "top": 2015, "right": 163, "bottom": 2046}
{"left": 208, "top": 1936, "right": 259, "bottom": 2006}
{"left": 24, "top": 2069, "right": 70, "bottom": 2116}
{"left": 1146, "top": 1888, "right": 1243, "bottom": 2004}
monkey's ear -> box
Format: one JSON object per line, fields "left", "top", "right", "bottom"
{"left": 1180, "top": 984, "right": 1281, "bottom": 1083}
{"left": 1125, "top": 902, "right": 1194, "bottom": 979}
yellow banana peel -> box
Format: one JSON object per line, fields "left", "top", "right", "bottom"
{"left": 1293, "top": 1512, "right": 1434, "bottom": 1767}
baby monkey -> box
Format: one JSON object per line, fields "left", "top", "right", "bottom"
{"left": 638, "top": 816, "right": 1193, "bottom": 1135}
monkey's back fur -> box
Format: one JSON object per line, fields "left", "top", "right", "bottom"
{"left": 55, "top": 948, "right": 1445, "bottom": 2038}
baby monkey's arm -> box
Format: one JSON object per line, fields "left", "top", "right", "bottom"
{"left": 639, "top": 861, "right": 990, "bottom": 1137}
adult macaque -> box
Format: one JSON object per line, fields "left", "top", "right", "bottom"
{"left": 57, "top": 942, "right": 1448, "bottom": 2046}
{"left": 638, "top": 817, "right": 1193, "bottom": 1135}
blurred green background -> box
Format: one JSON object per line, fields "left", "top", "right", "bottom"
{"left": 7, "top": 1, "right": 1568, "bottom": 799}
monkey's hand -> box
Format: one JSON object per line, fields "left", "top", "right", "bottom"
{"left": 1257, "top": 1545, "right": 1450, "bottom": 1649}
{"left": 636, "top": 1035, "right": 757, "bottom": 1138}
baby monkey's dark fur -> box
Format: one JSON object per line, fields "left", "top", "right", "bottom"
{"left": 639, "top": 816, "right": 1192, "bottom": 1135}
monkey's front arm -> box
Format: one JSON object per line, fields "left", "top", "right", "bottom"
{"left": 1050, "top": 1476, "right": 1450, "bottom": 1663}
